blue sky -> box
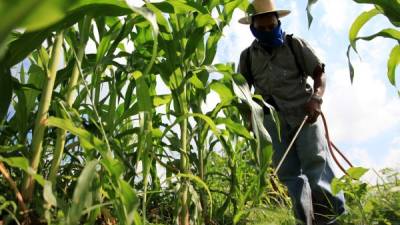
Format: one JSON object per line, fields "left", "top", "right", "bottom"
{"left": 213, "top": 0, "right": 400, "bottom": 182}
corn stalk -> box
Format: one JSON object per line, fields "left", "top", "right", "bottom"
{"left": 48, "top": 16, "right": 91, "bottom": 183}
{"left": 21, "top": 31, "right": 64, "bottom": 203}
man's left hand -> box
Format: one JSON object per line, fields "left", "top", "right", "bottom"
{"left": 305, "top": 97, "right": 322, "bottom": 123}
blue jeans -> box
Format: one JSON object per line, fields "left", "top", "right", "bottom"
{"left": 264, "top": 114, "right": 345, "bottom": 225}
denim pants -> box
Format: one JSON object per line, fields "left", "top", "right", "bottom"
{"left": 264, "top": 114, "right": 345, "bottom": 225}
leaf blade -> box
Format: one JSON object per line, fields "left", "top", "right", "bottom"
{"left": 349, "top": 8, "right": 380, "bottom": 51}
{"left": 388, "top": 44, "right": 400, "bottom": 85}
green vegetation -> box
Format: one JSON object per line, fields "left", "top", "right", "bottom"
{"left": 0, "top": 0, "right": 399, "bottom": 225}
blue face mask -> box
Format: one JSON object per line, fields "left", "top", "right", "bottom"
{"left": 250, "top": 20, "right": 284, "bottom": 48}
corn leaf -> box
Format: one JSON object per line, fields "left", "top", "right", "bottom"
{"left": 353, "top": 0, "right": 400, "bottom": 27}
{"left": 0, "top": 66, "right": 12, "bottom": 122}
{"left": 3, "top": 2, "right": 132, "bottom": 67}
{"left": 388, "top": 44, "right": 400, "bottom": 85}
{"left": 216, "top": 118, "right": 252, "bottom": 139}
{"left": 0, "top": 156, "right": 45, "bottom": 186}
{"left": 347, "top": 167, "right": 369, "bottom": 180}
{"left": 349, "top": 8, "right": 380, "bottom": 51}
{"left": 355, "top": 28, "right": 400, "bottom": 42}
{"left": 210, "top": 81, "right": 234, "bottom": 102}
{"left": 46, "top": 117, "right": 108, "bottom": 154}
{"left": 118, "top": 179, "right": 139, "bottom": 224}
{"left": 67, "top": 160, "right": 98, "bottom": 225}
{"left": 306, "top": 0, "right": 318, "bottom": 28}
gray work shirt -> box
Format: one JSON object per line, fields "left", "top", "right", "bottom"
{"left": 239, "top": 35, "right": 324, "bottom": 127}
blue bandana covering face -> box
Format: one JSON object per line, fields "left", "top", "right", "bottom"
{"left": 250, "top": 20, "right": 284, "bottom": 47}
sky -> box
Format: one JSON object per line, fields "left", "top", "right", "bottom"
{"left": 212, "top": 0, "right": 400, "bottom": 182}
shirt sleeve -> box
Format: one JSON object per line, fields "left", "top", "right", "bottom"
{"left": 292, "top": 36, "right": 325, "bottom": 78}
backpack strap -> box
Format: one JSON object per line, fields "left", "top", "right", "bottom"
{"left": 244, "top": 47, "right": 254, "bottom": 87}
{"left": 286, "top": 34, "right": 306, "bottom": 78}
{"left": 244, "top": 46, "right": 278, "bottom": 111}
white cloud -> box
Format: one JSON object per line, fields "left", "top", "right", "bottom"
{"left": 281, "top": 1, "right": 302, "bottom": 35}
{"left": 383, "top": 137, "right": 400, "bottom": 170}
{"left": 383, "top": 148, "right": 400, "bottom": 170}
{"left": 324, "top": 61, "right": 400, "bottom": 143}
{"left": 320, "top": 0, "right": 360, "bottom": 32}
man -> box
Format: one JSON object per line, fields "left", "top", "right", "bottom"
{"left": 237, "top": 0, "right": 345, "bottom": 224}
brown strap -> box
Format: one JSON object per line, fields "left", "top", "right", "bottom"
{"left": 320, "top": 112, "right": 354, "bottom": 176}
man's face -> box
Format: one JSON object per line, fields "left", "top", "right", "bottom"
{"left": 253, "top": 13, "right": 279, "bottom": 32}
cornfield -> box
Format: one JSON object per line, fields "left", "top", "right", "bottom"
{"left": 0, "top": 0, "right": 399, "bottom": 225}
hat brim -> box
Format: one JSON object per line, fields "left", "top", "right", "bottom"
{"left": 238, "top": 10, "right": 291, "bottom": 24}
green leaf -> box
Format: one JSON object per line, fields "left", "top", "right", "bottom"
{"left": 100, "top": 157, "right": 124, "bottom": 179}
{"left": 223, "top": 0, "right": 242, "bottom": 23}
{"left": 347, "top": 167, "right": 369, "bottom": 180}
{"left": 20, "top": 0, "right": 67, "bottom": 32}
{"left": 330, "top": 178, "right": 342, "bottom": 195}
{"left": 184, "top": 28, "right": 204, "bottom": 60}
{"left": 165, "top": 0, "right": 208, "bottom": 14}
{"left": 0, "top": 156, "right": 45, "bottom": 186}
{"left": 0, "top": 66, "right": 12, "bottom": 122}
{"left": 46, "top": 117, "right": 108, "bottom": 154}
{"left": 67, "top": 160, "right": 98, "bottom": 225}
{"left": 134, "top": 72, "right": 152, "bottom": 113}
{"left": 0, "top": 0, "right": 43, "bottom": 48}
{"left": 0, "top": 156, "right": 29, "bottom": 171}
{"left": 0, "top": 145, "right": 25, "bottom": 153}
{"left": 127, "top": 3, "right": 159, "bottom": 35}
{"left": 195, "top": 14, "right": 215, "bottom": 28}
{"left": 346, "top": 45, "right": 355, "bottom": 83}
{"left": 216, "top": 118, "right": 252, "bottom": 139}
{"left": 146, "top": 3, "right": 172, "bottom": 33}
{"left": 4, "top": 1, "right": 133, "bottom": 67}
{"left": 189, "top": 74, "right": 205, "bottom": 89}
{"left": 118, "top": 179, "right": 139, "bottom": 222}
{"left": 388, "top": 44, "right": 400, "bottom": 85}
{"left": 153, "top": 94, "right": 172, "bottom": 107}
{"left": 44, "top": 181, "right": 57, "bottom": 207}
{"left": 355, "top": 28, "right": 400, "bottom": 42}
{"left": 190, "top": 113, "right": 221, "bottom": 137}
{"left": 306, "top": 0, "right": 318, "bottom": 28}
{"left": 210, "top": 82, "right": 233, "bottom": 102}
{"left": 349, "top": 8, "right": 380, "bottom": 51}
{"left": 204, "top": 32, "right": 221, "bottom": 65}
{"left": 353, "top": 0, "right": 400, "bottom": 27}
{"left": 232, "top": 73, "right": 273, "bottom": 171}
{"left": 96, "top": 21, "right": 121, "bottom": 64}
{"left": 126, "top": 3, "right": 159, "bottom": 76}
{"left": 26, "top": 64, "right": 46, "bottom": 112}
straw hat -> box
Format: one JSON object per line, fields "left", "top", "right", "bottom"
{"left": 239, "top": 0, "right": 291, "bottom": 24}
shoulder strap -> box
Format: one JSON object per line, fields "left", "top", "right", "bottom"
{"left": 287, "top": 34, "right": 306, "bottom": 77}
{"left": 245, "top": 47, "right": 254, "bottom": 87}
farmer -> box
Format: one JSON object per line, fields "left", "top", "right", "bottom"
{"left": 237, "top": 0, "right": 345, "bottom": 224}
